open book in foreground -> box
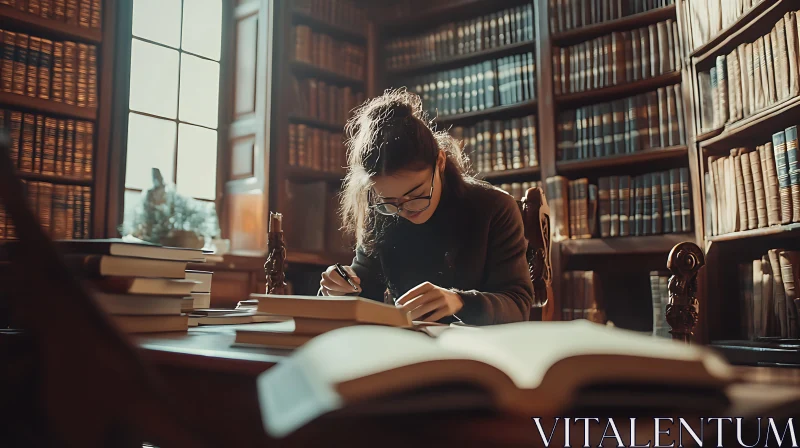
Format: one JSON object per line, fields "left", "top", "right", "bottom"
{"left": 256, "top": 320, "right": 736, "bottom": 438}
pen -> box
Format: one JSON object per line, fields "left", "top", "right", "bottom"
{"left": 334, "top": 263, "right": 359, "bottom": 292}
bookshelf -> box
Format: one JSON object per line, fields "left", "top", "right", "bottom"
{"left": 268, "top": 0, "right": 373, "bottom": 294}
{"left": 0, "top": 0, "right": 112, "bottom": 242}
{"left": 370, "top": 0, "right": 695, "bottom": 333}
{"left": 681, "top": 0, "right": 800, "bottom": 363}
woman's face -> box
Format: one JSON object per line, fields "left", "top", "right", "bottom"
{"left": 370, "top": 152, "right": 445, "bottom": 224}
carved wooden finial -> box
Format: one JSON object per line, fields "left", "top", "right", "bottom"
{"left": 522, "top": 187, "right": 554, "bottom": 321}
{"left": 666, "top": 242, "right": 705, "bottom": 344}
{"left": 265, "top": 212, "right": 288, "bottom": 295}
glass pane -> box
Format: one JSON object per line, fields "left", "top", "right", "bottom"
{"left": 132, "top": 0, "right": 181, "bottom": 48}
{"left": 179, "top": 55, "right": 220, "bottom": 128}
{"left": 181, "top": 0, "right": 222, "bottom": 60}
{"left": 129, "top": 39, "right": 179, "bottom": 118}
{"left": 124, "top": 113, "right": 177, "bottom": 190}
{"left": 121, "top": 189, "right": 145, "bottom": 236}
{"left": 176, "top": 123, "right": 217, "bottom": 200}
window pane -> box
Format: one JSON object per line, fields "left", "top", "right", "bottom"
{"left": 125, "top": 113, "right": 177, "bottom": 190}
{"left": 122, "top": 189, "right": 145, "bottom": 235}
{"left": 176, "top": 123, "right": 217, "bottom": 200}
{"left": 129, "top": 39, "right": 180, "bottom": 118}
{"left": 179, "top": 55, "right": 220, "bottom": 128}
{"left": 182, "top": 0, "right": 222, "bottom": 60}
{"left": 132, "top": 0, "right": 181, "bottom": 48}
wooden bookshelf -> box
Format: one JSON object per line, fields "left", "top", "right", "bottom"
{"left": 477, "top": 165, "right": 540, "bottom": 182}
{"left": 560, "top": 233, "right": 693, "bottom": 256}
{"left": 0, "top": 0, "right": 110, "bottom": 243}
{"left": 434, "top": 100, "right": 537, "bottom": 125}
{"left": 387, "top": 40, "right": 536, "bottom": 77}
{"left": 18, "top": 172, "right": 93, "bottom": 187}
{"left": 551, "top": 4, "right": 676, "bottom": 46}
{"left": 556, "top": 146, "right": 688, "bottom": 174}
{"left": 689, "top": 0, "right": 788, "bottom": 65}
{"left": 0, "top": 7, "right": 103, "bottom": 43}
{"left": 287, "top": 166, "right": 345, "bottom": 183}
{"left": 287, "top": 250, "right": 352, "bottom": 267}
{"left": 707, "top": 223, "right": 800, "bottom": 243}
{"left": 0, "top": 92, "right": 97, "bottom": 121}
{"left": 291, "top": 61, "right": 365, "bottom": 88}
{"left": 699, "top": 95, "right": 800, "bottom": 153}
{"left": 291, "top": 10, "right": 367, "bottom": 43}
{"left": 555, "top": 71, "right": 682, "bottom": 109}
{"left": 288, "top": 115, "right": 345, "bottom": 133}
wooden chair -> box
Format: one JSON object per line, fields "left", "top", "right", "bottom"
{"left": 0, "top": 131, "right": 212, "bottom": 447}
{"left": 518, "top": 186, "right": 554, "bottom": 321}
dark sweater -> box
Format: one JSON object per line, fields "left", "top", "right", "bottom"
{"left": 350, "top": 180, "right": 534, "bottom": 325}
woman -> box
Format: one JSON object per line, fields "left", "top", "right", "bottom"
{"left": 320, "top": 89, "right": 533, "bottom": 325}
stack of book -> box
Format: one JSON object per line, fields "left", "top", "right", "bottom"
{"left": 739, "top": 249, "right": 800, "bottom": 340}
{"left": 384, "top": 4, "right": 535, "bottom": 70}
{"left": 557, "top": 86, "right": 686, "bottom": 162}
{"left": 705, "top": 127, "right": 800, "bottom": 237}
{"left": 185, "top": 269, "right": 212, "bottom": 311}
{"left": 698, "top": 9, "right": 800, "bottom": 133}
{"left": 287, "top": 123, "right": 345, "bottom": 174}
{"left": 233, "top": 294, "right": 452, "bottom": 350}
{"left": 649, "top": 270, "right": 670, "bottom": 338}
{"left": 450, "top": 115, "right": 538, "bottom": 174}
{"left": 561, "top": 270, "right": 604, "bottom": 323}
{"left": 292, "top": 25, "right": 366, "bottom": 80}
{"left": 553, "top": 19, "right": 681, "bottom": 95}
{"left": 49, "top": 239, "right": 208, "bottom": 333}
{"left": 546, "top": 169, "right": 692, "bottom": 241}
{"left": 550, "top": 0, "right": 675, "bottom": 34}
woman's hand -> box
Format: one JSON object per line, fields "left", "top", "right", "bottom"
{"left": 395, "top": 282, "right": 464, "bottom": 322}
{"left": 320, "top": 264, "right": 362, "bottom": 296}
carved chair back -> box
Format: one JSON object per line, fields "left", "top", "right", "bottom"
{"left": 517, "top": 186, "right": 554, "bottom": 321}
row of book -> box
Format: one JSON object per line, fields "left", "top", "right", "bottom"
{"left": 546, "top": 169, "right": 692, "bottom": 241}
{"left": 287, "top": 124, "right": 345, "bottom": 175}
{"left": 685, "top": 0, "right": 765, "bottom": 52}
{"left": 704, "top": 128, "right": 800, "bottom": 237}
{"left": 450, "top": 116, "right": 538, "bottom": 174}
{"left": 405, "top": 53, "right": 535, "bottom": 118}
{"left": 2, "top": 109, "right": 93, "bottom": 179}
{"left": 293, "top": 0, "right": 368, "bottom": 30}
{"left": 557, "top": 86, "right": 686, "bottom": 161}
{"left": 289, "top": 77, "right": 365, "bottom": 127}
{"left": 699, "top": 11, "right": 800, "bottom": 132}
{"left": 549, "top": 0, "right": 674, "bottom": 34}
{"left": 561, "top": 270, "right": 604, "bottom": 323}
{"left": 0, "top": 29, "right": 98, "bottom": 108}
{"left": 384, "top": 4, "right": 535, "bottom": 70}
{"left": 0, "top": 0, "right": 101, "bottom": 29}
{"left": 649, "top": 271, "right": 670, "bottom": 338}
{"left": 498, "top": 181, "right": 542, "bottom": 203}
{"left": 553, "top": 19, "right": 681, "bottom": 95}
{"left": 284, "top": 181, "right": 352, "bottom": 254}
{"left": 0, "top": 180, "right": 90, "bottom": 241}
{"left": 739, "top": 248, "right": 800, "bottom": 339}
{"left": 293, "top": 26, "right": 367, "bottom": 80}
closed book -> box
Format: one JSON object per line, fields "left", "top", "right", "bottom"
{"left": 740, "top": 149, "right": 757, "bottom": 231}
{"left": 778, "top": 250, "right": 800, "bottom": 339}
{"left": 785, "top": 125, "right": 800, "bottom": 223}
{"left": 609, "top": 176, "right": 619, "bottom": 237}
{"left": 110, "top": 314, "right": 188, "bottom": 334}
{"left": 772, "top": 131, "right": 793, "bottom": 224}
{"left": 679, "top": 167, "right": 692, "bottom": 232}
{"left": 749, "top": 150, "right": 768, "bottom": 228}
{"left": 661, "top": 170, "right": 672, "bottom": 234}
{"left": 93, "top": 293, "right": 185, "bottom": 316}
{"left": 760, "top": 143, "right": 782, "bottom": 226}
{"left": 61, "top": 254, "right": 188, "bottom": 279}
{"left": 733, "top": 149, "right": 748, "bottom": 231}
{"left": 253, "top": 294, "right": 413, "bottom": 327}
{"left": 651, "top": 172, "right": 662, "bottom": 234}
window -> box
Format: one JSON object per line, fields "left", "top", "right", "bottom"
{"left": 122, "top": 0, "right": 223, "bottom": 226}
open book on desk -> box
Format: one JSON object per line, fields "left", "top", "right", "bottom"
{"left": 256, "top": 320, "right": 736, "bottom": 438}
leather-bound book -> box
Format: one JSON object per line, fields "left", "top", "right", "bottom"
{"left": 785, "top": 125, "right": 800, "bottom": 223}
{"left": 778, "top": 250, "right": 800, "bottom": 339}
{"left": 733, "top": 149, "right": 748, "bottom": 231}
{"left": 772, "top": 131, "right": 793, "bottom": 224}
{"left": 740, "top": 148, "right": 757, "bottom": 231}
{"left": 760, "top": 143, "right": 782, "bottom": 226}
{"left": 749, "top": 149, "right": 768, "bottom": 228}
{"left": 785, "top": 12, "right": 800, "bottom": 98}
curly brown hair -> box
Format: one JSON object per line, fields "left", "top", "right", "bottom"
{"left": 339, "top": 88, "right": 478, "bottom": 255}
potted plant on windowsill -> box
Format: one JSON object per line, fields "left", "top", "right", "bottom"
{"left": 120, "top": 168, "right": 220, "bottom": 249}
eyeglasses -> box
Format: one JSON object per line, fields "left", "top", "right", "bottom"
{"left": 369, "top": 167, "right": 436, "bottom": 217}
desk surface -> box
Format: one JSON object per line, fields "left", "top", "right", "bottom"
{"left": 134, "top": 324, "right": 800, "bottom": 448}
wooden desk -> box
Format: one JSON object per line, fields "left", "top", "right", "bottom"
{"left": 134, "top": 325, "right": 800, "bottom": 448}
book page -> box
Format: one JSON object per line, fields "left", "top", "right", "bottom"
{"left": 434, "top": 320, "right": 734, "bottom": 390}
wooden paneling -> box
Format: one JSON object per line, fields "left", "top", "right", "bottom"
{"left": 226, "top": 190, "right": 266, "bottom": 254}
{"left": 234, "top": 14, "right": 259, "bottom": 118}
{"left": 230, "top": 136, "right": 256, "bottom": 179}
